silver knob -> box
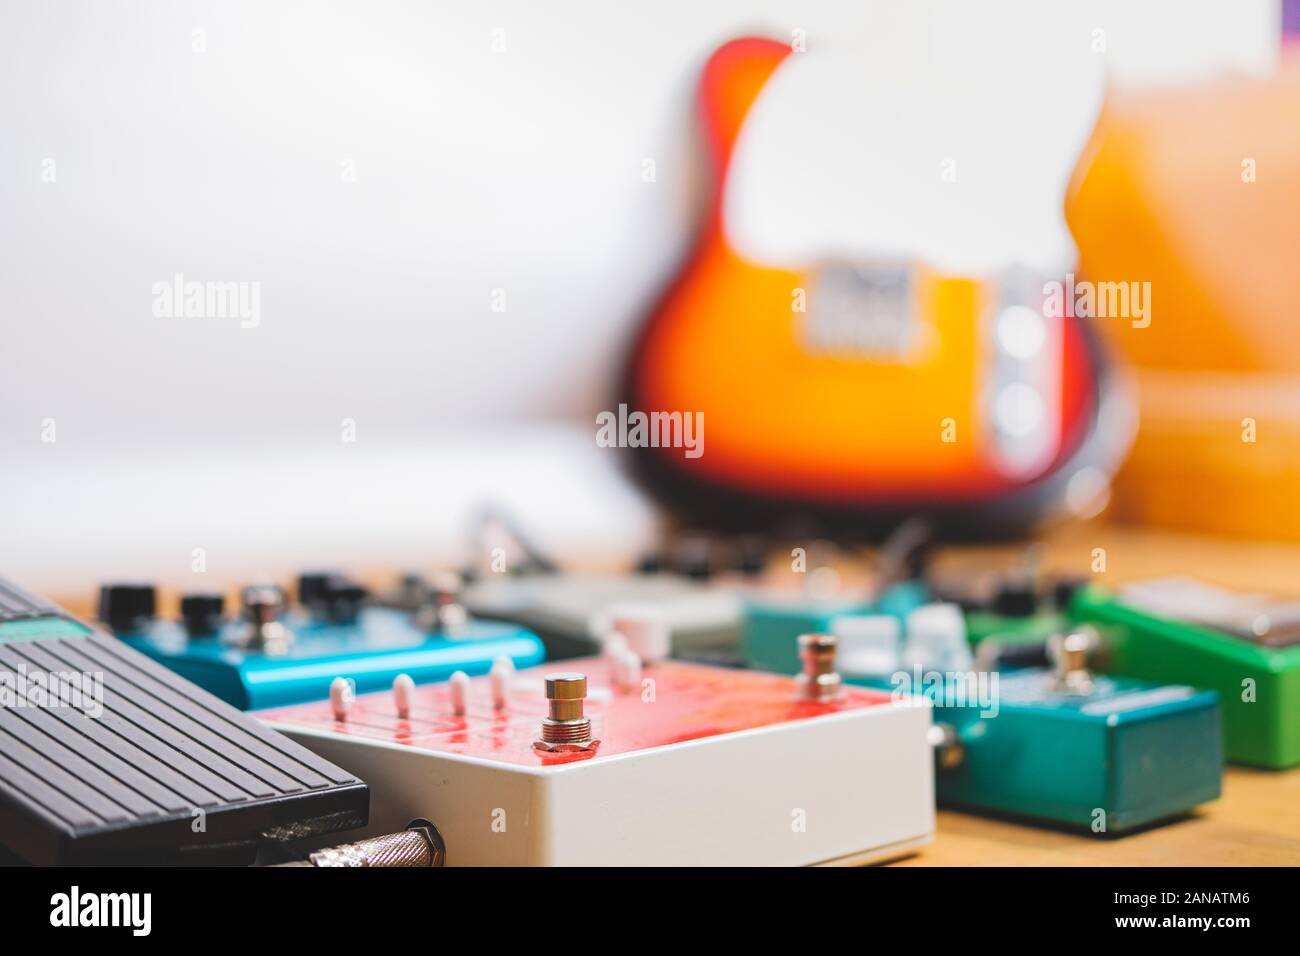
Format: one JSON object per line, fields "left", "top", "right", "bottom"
{"left": 1049, "top": 628, "right": 1096, "bottom": 695}
{"left": 796, "top": 633, "right": 843, "bottom": 702}
{"left": 235, "top": 585, "right": 293, "bottom": 651}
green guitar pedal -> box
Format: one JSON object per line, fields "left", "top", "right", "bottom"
{"left": 1071, "top": 579, "right": 1300, "bottom": 769}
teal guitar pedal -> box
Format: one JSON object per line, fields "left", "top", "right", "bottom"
{"left": 786, "top": 627, "right": 1223, "bottom": 833}
{"left": 925, "top": 635, "right": 1223, "bottom": 832}
{"left": 100, "top": 573, "right": 545, "bottom": 710}
{"left": 742, "top": 580, "right": 929, "bottom": 675}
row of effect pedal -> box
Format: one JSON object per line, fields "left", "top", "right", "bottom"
{"left": 17, "top": 554, "right": 1290, "bottom": 865}
{"left": 98, "top": 558, "right": 1300, "bottom": 779}
{"left": 3, "top": 570, "right": 941, "bottom": 865}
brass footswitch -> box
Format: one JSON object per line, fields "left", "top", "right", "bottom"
{"left": 796, "top": 633, "right": 843, "bottom": 702}
{"left": 534, "top": 673, "right": 599, "bottom": 752}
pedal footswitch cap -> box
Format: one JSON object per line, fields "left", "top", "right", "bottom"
{"left": 180, "top": 592, "right": 224, "bottom": 637}
{"left": 534, "top": 673, "right": 598, "bottom": 752}
{"left": 796, "top": 633, "right": 843, "bottom": 702}
{"left": 1049, "top": 628, "right": 1096, "bottom": 695}
{"left": 238, "top": 585, "right": 294, "bottom": 651}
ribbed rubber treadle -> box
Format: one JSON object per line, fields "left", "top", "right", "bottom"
{"left": 0, "top": 578, "right": 57, "bottom": 620}
{"left": 0, "top": 577, "right": 368, "bottom": 864}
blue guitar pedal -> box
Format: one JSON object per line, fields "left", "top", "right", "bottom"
{"left": 99, "top": 573, "right": 545, "bottom": 710}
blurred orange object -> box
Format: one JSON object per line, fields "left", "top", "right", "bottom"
{"left": 626, "top": 37, "right": 1119, "bottom": 537}
{"left": 1067, "top": 62, "right": 1300, "bottom": 540}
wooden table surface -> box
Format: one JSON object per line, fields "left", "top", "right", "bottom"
{"left": 896, "top": 766, "right": 1300, "bottom": 866}
{"left": 47, "top": 522, "right": 1300, "bottom": 866}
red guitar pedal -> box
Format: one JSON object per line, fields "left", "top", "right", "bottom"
{"left": 261, "top": 652, "right": 934, "bottom": 865}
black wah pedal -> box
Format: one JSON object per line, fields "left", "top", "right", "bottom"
{"left": 0, "top": 577, "right": 368, "bottom": 865}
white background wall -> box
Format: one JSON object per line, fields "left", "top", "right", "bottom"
{"left": 0, "top": 1, "right": 1279, "bottom": 593}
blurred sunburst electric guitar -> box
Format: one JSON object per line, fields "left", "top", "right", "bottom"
{"left": 624, "top": 37, "right": 1132, "bottom": 536}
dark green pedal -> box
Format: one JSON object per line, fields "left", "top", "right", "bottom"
{"left": 758, "top": 612, "right": 1222, "bottom": 832}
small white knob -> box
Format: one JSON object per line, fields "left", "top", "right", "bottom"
{"left": 392, "top": 673, "right": 415, "bottom": 719}
{"left": 831, "top": 614, "right": 902, "bottom": 676}
{"left": 329, "top": 677, "right": 355, "bottom": 721}
{"left": 904, "top": 603, "right": 973, "bottom": 672}
{"left": 608, "top": 603, "right": 671, "bottom": 663}
{"left": 602, "top": 631, "right": 629, "bottom": 659}
{"left": 615, "top": 649, "right": 643, "bottom": 692}
{"left": 490, "top": 656, "right": 514, "bottom": 711}
{"left": 449, "top": 670, "right": 470, "bottom": 716}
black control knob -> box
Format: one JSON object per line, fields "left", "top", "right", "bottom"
{"left": 398, "top": 573, "right": 430, "bottom": 608}
{"left": 180, "top": 593, "right": 225, "bottom": 637}
{"left": 993, "top": 579, "right": 1038, "bottom": 618}
{"left": 320, "top": 577, "right": 368, "bottom": 624}
{"left": 735, "top": 537, "right": 767, "bottom": 577}
{"left": 297, "top": 573, "right": 335, "bottom": 610}
{"left": 1050, "top": 576, "right": 1085, "bottom": 611}
{"left": 299, "top": 573, "right": 367, "bottom": 624}
{"left": 98, "top": 583, "right": 156, "bottom": 632}
{"left": 994, "top": 639, "right": 1052, "bottom": 669}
